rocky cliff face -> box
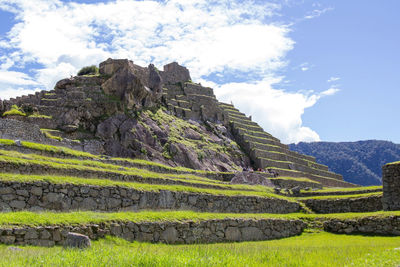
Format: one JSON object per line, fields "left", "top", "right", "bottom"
{"left": 95, "top": 109, "right": 249, "bottom": 171}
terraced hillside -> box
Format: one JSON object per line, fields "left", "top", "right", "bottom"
{"left": 0, "top": 58, "right": 352, "bottom": 188}
{"left": 0, "top": 138, "right": 399, "bottom": 266}
{"left": 219, "top": 103, "right": 355, "bottom": 188}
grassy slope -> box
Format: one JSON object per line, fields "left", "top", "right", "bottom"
{"left": 297, "top": 192, "right": 382, "bottom": 200}
{"left": 0, "top": 233, "right": 399, "bottom": 267}
{"left": 0, "top": 139, "right": 228, "bottom": 176}
{"left": 1, "top": 210, "right": 400, "bottom": 226}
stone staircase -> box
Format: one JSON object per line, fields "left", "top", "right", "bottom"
{"left": 162, "top": 82, "right": 223, "bottom": 122}
{"left": 219, "top": 103, "right": 355, "bottom": 188}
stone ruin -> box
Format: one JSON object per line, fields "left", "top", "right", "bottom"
{"left": 0, "top": 58, "right": 354, "bottom": 188}
{"left": 382, "top": 162, "right": 400, "bottom": 210}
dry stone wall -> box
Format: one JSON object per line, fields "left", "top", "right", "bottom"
{"left": 301, "top": 195, "right": 382, "bottom": 213}
{"left": 0, "top": 218, "right": 306, "bottom": 246}
{"left": 269, "top": 178, "right": 322, "bottom": 190}
{"left": 0, "top": 181, "right": 301, "bottom": 214}
{"left": 0, "top": 160, "right": 236, "bottom": 190}
{"left": 382, "top": 163, "right": 400, "bottom": 211}
{"left": 324, "top": 216, "right": 400, "bottom": 235}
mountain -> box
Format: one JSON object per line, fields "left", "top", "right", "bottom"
{"left": 289, "top": 140, "right": 400, "bottom": 185}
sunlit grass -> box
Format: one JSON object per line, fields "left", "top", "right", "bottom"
{"left": 1, "top": 210, "right": 400, "bottom": 227}
{"left": 0, "top": 232, "right": 399, "bottom": 266}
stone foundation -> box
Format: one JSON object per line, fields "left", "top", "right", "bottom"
{"left": 301, "top": 195, "right": 382, "bottom": 213}
{"left": 0, "top": 218, "right": 306, "bottom": 246}
{"left": 324, "top": 216, "right": 400, "bottom": 235}
{"left": 382, "top": 162, "right": 400, "bottom": 211}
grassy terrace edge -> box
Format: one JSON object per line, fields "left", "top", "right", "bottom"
{"left": 1, "top": 210, "right": 400, "bottom": 227}
{"left": 0, "top": 173, "right": 293, "bottom": 200}
{"left": 0, "top": 139, "right": 231, "bottom": 176}
{"left": 297, "top": 192, "right": 382, "bottom": 200}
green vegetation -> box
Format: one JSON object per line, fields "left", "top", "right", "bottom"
{"left": 0, "top": 149, "right": 289, "bottom": 196}
{"left": 0, "top": 173, "right": 292, "bottom": 199}
{"left": 1, "top": 210, "right": 400, "bottom": 227}
{"left": 0, "top": 233, "right": 399, "bottom": 266}
{"left": 40, "top": 129, "right": 62, "bottom": 141}
{"left": 303, "top": 185, "right": 382, "bottom": 194}
{"left": 0, "top": 138, "right": 233, "bottom": 177}
{"left": 269, "top": 176, "right": 320, "bottom": 184}
{"left": 298, "top": 192, "right": 382, "bottom": 200}
{"left": 2, "top": 105, "right": 26, "bottom": 117}
{"left": 0, "top": 211, "right": 297, "bottom": 226}
{"left": 142, "top": 109, "right": 241, "bottom": 169}
{"left": 28, "top": 113, "right": 52, "bottom": 119}
{"left": 77, "top": 65, "right": 99, "bottom": 76}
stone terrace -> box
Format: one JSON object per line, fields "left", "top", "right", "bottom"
{"left": 219, "top": 102, "right": 356, "bottom": 188}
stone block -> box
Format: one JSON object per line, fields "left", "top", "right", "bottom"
{"left": 63, "top": 232, "right": 91, "bottom": 249}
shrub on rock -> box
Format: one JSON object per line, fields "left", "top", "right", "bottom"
{"left": 77, "top": 65, "right": 99, "bottom": 76}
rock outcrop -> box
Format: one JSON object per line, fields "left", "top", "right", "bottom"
{"left": 100, "top": 58, "right": 163, "bottom": 109}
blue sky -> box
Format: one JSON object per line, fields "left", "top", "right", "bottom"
{"left": 0, "top": 0, "right": 399, "bottom": 144}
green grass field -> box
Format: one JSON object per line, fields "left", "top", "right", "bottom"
{"left": 0, "top": 232, "right": 399, "bottom": 267}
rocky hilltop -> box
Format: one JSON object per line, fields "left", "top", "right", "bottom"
{"left": 0, "top": 58, "right": 353, "bottom": 187}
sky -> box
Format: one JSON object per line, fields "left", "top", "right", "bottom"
{"left": 0, "top": 0, "right": 399, "bottom": 144}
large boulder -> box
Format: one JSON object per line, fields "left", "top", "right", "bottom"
{"left": 64, "top": 232, "right": 91, "bottom": 249}
{"left": 100, "top": 58, "right": 162, "bottom": 109}
{"left": 0, "top": 98, "right": 3, "bottom": 113}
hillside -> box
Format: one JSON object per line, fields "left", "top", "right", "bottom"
{"left": 289, "top": 140, "right": 400, "bottom": 186}
{"left": 0, "top": 58, "right": 351, "bottom": 188}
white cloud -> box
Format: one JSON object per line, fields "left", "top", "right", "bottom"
{"left": 298, "top": 62, "right": 311, "bottom": 72}
{"left": 0, "top": 0, "right": 338, "bottom": 143}
{"left": 320, "top": 87, "right": 340, "bottom": 96}
{"left": 0, "top": 71, "right": 38, "bottom": 85}
{"left": 0, "top": 87, "right": 40, "bottom": 100}
{"left": 327, "top": 76, "right": 340, "bottom": 83}
{"left": 304, "top": 7, "right": 333, "bottom": 20}
{"left": 214, "top": 80, "right": 339, "bottom": 144}
{"left": 0, "top": 0, "right": 287, "bottom": 82}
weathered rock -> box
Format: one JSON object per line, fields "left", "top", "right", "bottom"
{"left": 55, "top": 78, "right": 74, "bottom": 90}
{"left": 225, "top": 227, "right": 241, "bottom": 241}
{"left": 161, "top": 62, "right": 191, "bottom": 84}
{"left": 241, "top": 227, "right": 265, "bottom": 241}
{"left": 161, "top": 227, "right": 178, "bottom": 243}
{"left": 0, "top": 235, "right": 15, "bottom": 245}
{"left": 99, "top": 58, "right": 129, "bottom": 76}
{"left": 291, "top": 186, "right": 301, "bottom": 196}
{"left": 100, "top": 59, "right": 162, "bottom": 110}
{"left": 231, "top": 172, "right": 274, "bottom": 187}
{"left": 0, "top": 119, "right": 46, "bottom": 143}
{"left": 63, "top": 232, "right": 91, "bottom": 249}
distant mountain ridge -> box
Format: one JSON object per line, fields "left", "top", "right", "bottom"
{"left": 289, "top": 140, "right": 400, "bottom": 186}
